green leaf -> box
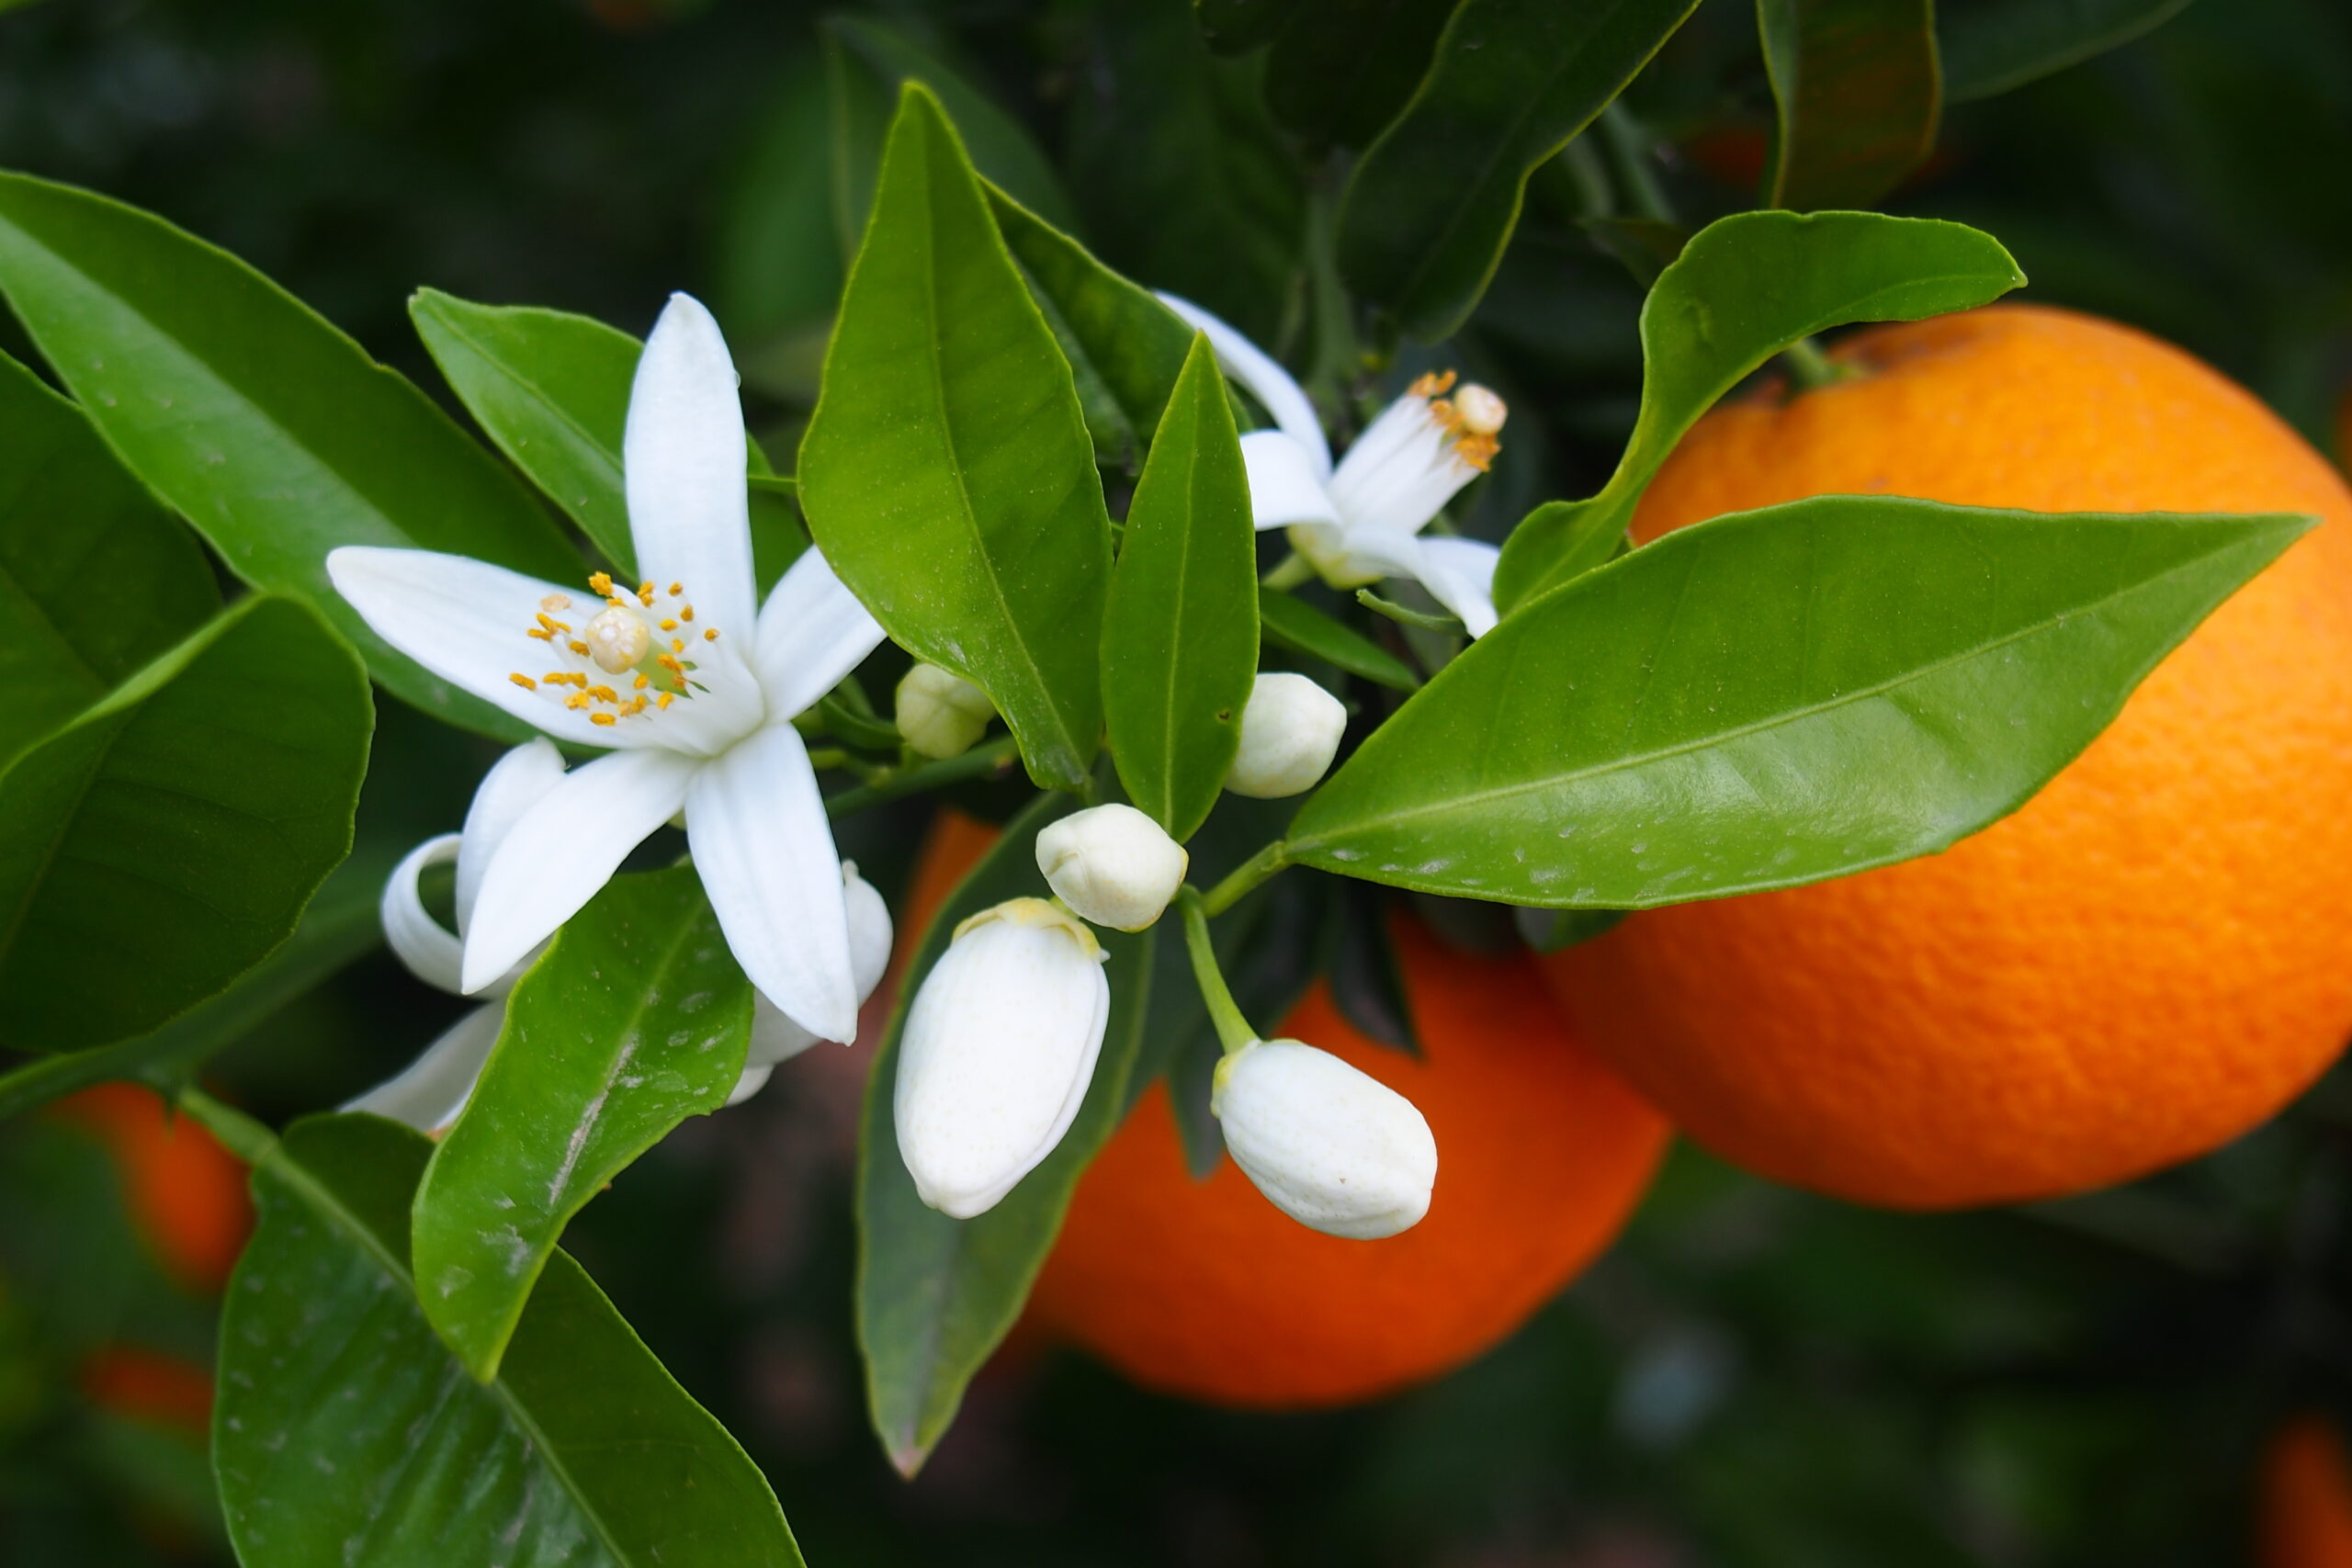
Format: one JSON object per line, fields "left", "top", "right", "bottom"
{"left": 1290, "top": 497, "right": 2312, "bottom": 908}
{"left": 0, "top": 172, "right": 582, "bottom": 737}
{"left": 1492, "top": 210, "right": 2024, "bottom": 612}
{"left": 822, "top": 15, "right": 1082, "bottom": 251}
{"left": 856, "top": 792, "right": 1151, "bottom": 1474}
{"left": 0, "top": 595, "right": 371, "bottom": 1053}
{"left": 216, "top": 1113, "right": 804, "bottom": 1567}
{"left": 986, "top": 184, "right": 1198, "bottom": 468}
{"left": 801, "top": 85, "right": 1112, "bottom": 791}
{"left": 1067, "top": 0, "right": 1306, "bottom": 346}
{"left": 1759, "top": 0, "right": 1943, "bottom": 210}
{"left": 1939, "top": 0, "right": 2196, "bottom": 102}
{"left": 413, "top": 863, "right": 752, "bottom": 1382}
{"left": 1197, "top": 0, "right": 1306, "bottom": 53}
{"left": 0, "top": 347, "right": 216, "bottom": 773}
{"left": 0, "top": 843, "right": 389, "bottom": 1121}
{"left": 1102, "top": 335, "right": 1261, "bottom": 840}
{"left": 1260, "top": 588, "right": 1420, "bottom": 692}
{"left": 1262, "top": 0, "right": 1459, "bottom": 149}
{"left": 1336, "top": 0, "right": 1702, "bottom": 342}
{"left": 409, "top": 293, "right": 803, "bottom": 594}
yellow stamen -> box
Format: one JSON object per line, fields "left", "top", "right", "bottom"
{"left": 633, "top": 674, "right": 650, "bottom": 690}
{"left": 637, "top": 581, "right": 656, "bottom": 606}
{"left": 679, "top": 604, "right": 695, "bottom": 622}
{"left": 527, "top": 626, "right": 553, "bottom": 641}
{"left": 540, "top": 593, "right": 572, "bottom": 613}
{"left": 510, "top": 673, "right": 537, "bottom": 690}
{"left": 587, "top": 684, "right": 618, "bottom": 704}
{"left": 1408, "top": 369, "right": 1458, "bottom": 400}
{"left": 569, "top": 640, "right": 590, "bottom": 656}
{"left": 659, "top": 618, "right": 677, "bottom": 631}
{"left": 668, "top": 582, "right": 684, "bottom": 596}
{"left": 657, "top": 693, "right": 675, "bottom": 710}
{"left": 703, "top": 628, "right": 718, "bottom": 642}
{"left": 591, "top": 712, "right": 616, "bottom": 727}
{"left": 588, "top": 571, "right": 614, "bottom": 597}
{"left": 672, "top": 638, "right": 685, "bottom": 653}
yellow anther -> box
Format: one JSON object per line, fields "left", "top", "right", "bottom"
{"left": 672, "top": 637, "right": 686, "bottom": 653}
{"left": 657, "top": 692, "right": 675, "bottom": 710}
{"left": 527, "top": 626, "right": 553, "bottom": 641}
{"left": 569, "top": 640, "right": 590, "bottom": 656}
{"left": 1408, "top": 369, "right": 1458, "bottom": 400}
{"left": 591, "top": 712, "right": 616, "bottom": 727}
{"left": 587, "top": 684, "right": 619, "bottom": 704}
{"left": 633, "top": 674, "right": 650, "bottom": 691}
{"left": 659, "top": 618, "right": 677, "bottom": 631}
{"left": 1454, "top": 434, "right": 1499, "bottom": 473}
{"left": 540, "top": 593, "right": 572, "bottom": 613}
{"left": 588, "top": 571, "right": 614, "bottom": 597}
{"left": 658, "top": 654, "right": 683, "bottom": 673}
{"left": 620, "top": 695, "right": 647, "bottom": 716}
{"left": 536, "top": 612, "right": 570, "bottom": 634}
{"left": 637, "top": 581, "right": 656, "bottom": 606}
{"left": 668, "top": 582, "right": 684, "bottom": 596}
{"left": 679, "top": 604, "right": 695, "bottom": 622}
{"left": 565, "top": 694, "right": 590, "bottom": 709}
{"left": 510, "top": 673, "right": 537, "bottom": 691}
{"left": 703, "top": 628, "right": 718, "bottom": 642}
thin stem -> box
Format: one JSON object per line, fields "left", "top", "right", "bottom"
{"left": 176, "top": 1086, "right": 277, "bottom": 1165}
{"left": 1179, "top": 886, "right": 1257, "bottom": 1055}
{"left": 823, "top": 734, "right": 1021, "bottom": 818}
{"left": 1780, "top": 335, "right": 1849, "bottom": 391}
{"left": 1261, "top": 552, "right": 1313, "bottom": 592}
{"left": 1356, "top": 587, "right": 1464, "bottom": 635}
{"left": 1201, "top": 840, "right": 1289, "bottom": 918}
{"left": 1599, "top": 103, "right": 1676, "bottom": 226}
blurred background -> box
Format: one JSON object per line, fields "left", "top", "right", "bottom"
{"left": 4, "top": 0, "right": 2352, "bottom": 1562}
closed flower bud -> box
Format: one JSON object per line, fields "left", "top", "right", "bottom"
{"left": 1212, "top": 1039, "right": 1436, "bottom": 1238}
{"left": 744, "top": 863, "right": 895, "bottom": 1068}
{"left": 1035, "top": 804, "right": 1188, "bottom": 931}
{"left": 1225, "top": 672, "right": 1347, "bottom": 798}
{"left": 896, "top": 898, "right": 1111, "bottom": 1218}
{"left": 896, "top": 662, "right": 995, "bottom": 759}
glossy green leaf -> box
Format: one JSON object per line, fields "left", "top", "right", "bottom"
{"left": 1492, "top": 210, "right": 2024, "bottom": 612}
{"left": 987, "top": 184, "right": 1197, "bottom": 468}
{"left": 1337, "top": 0, "right": 1702, "bottom": 342}
{"left": 409, "top": 288, "right": 642, "bottom": 575}
{"left": 0, "top": 843, "right": 388, "bottom": 1121}
{"left": 1940, "top": 0, "right": 2196, "bottom": 102}
{"left": 1760, "top": 0, "right": 1942, "bottom": 210}
{"left": 1261, "top": 588, "right": 1420, "bottom": 692}
{"left": 0, "top": 347, "right": 215, "bottom": 773}
{"left": 410, "top": 290, "right": 802, "bottom": 593}
{"left": 413, "top": 863, "right": 752, "bottom": 1382}
{"left": 1292, "top": 496, "right": 2311, "bottom": 907}
{"left": 1068, "top": 0, "right": 1306, "bottom": 345}
{"left": 857, "top": 792, "right": 1151, "bottom": 1475}
{"left": 1198, "top": 0, "right": 1306, "bottom": 53}
{"left": 0, "top": 595, "right": 371, "bottom": 1053}
{"left": 0, "top": 172, "right": 581, "bottom": 737}
{"left": 801, "top": 85, "right": 1111, "bottom": 791}
{"left": 822, "top": 15, "right": 1080, "bottom": 251}
{"left": 217, "top": 1113, "right": 803, "bottom": 1567}
{"left": 1102, "top": 335, "right": 1260, "bottom": 840}
{"left": 1263, "top": 0, "right": 1459, "bottom": 149}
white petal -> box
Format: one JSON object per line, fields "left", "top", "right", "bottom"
{"left": 625, "top": 293, "right": 758, "bottom": 639}
{"left": 1240, "top": 432, "right": 1342, "bottom": 530}
{"left": 381, "top": 833, "right": 465, "bottom": 994}
{"left": 456, "top": 739, "right": 568, "bottom": 933}
{"left": 344, "top": 1002, "right": 504, "bottom": 1134}
{"left": 461, "top": 748, "right": 698, "bottom": 993}
{"left": 327, "top": 547, "right": 648, "bottom": 749}
{"left": 843, "top": 863, "right": 894, "bottom": 1000}
{"left": 1327, "top": 391, "right": 1480, "bottom": 539}
{"left": 1411, "top": 536, "right": 1503, "bottom": 638}
{"left": 725, "top": 1063, "right": 775, "bottom": 1107}
{"left": 752, "top": 547, "right": 886, "bottom": 719}
{"left": 1214, "top": 1038, "right": 1436, "bottom": 1239}
{"left": 744, "top": 994, "right": 821, "bottom": 1067}
{"left": 1156, "top": 292, "right": 1331, "bottom": 479}
{"left": 684, "top": 723, "right": 857, "bottom": 1043}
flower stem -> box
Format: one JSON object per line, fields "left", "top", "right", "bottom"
{"left": 176, "top": 1086, "right": 277, "bottom": 1165}
{"left": 1200, "top": 840, "right": 1289, "bottom": 918}
{"left": 823, "top": 734, "right": 1021, "bottom": 818}
{"left": 1261, "top": 553, "right": 1313, "bottom": 592}
{"left": 1780, "top": 336, "right": 1849, "bottom": 391}
{"left": 1355, "top": 587, "right": 1463, "bottom": 635}
{"left": 1179, "top": 886, "right": 1258, "bottom": 1055}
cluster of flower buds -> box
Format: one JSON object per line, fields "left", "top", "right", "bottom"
{"left": 895, "top": 662, "right": 996, "bottom": 760}
{"left": 891, "top": 715, "right": 1439, "bottom": 1240}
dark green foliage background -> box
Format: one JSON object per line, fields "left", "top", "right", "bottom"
{"left": 1, "top": 0, "right": 2349, "bottom": 1562}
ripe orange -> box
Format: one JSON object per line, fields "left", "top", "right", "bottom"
{"left": 1542, "top": 304, "right": 2352, "bottom": 1208}
{"left": 1026, "top": 918, "right": 1669, "bottom": 1407}
{"left": 79, "top": 1345, "right": 215, "bottom": 1436}
{"left": 2263, "top": 1416, "right": 2352, "bottom": 1568}
{"left": 50, "top": 1083, "right": 253, "bottom": 1292}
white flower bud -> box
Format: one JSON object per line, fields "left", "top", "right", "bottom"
{"left": 895, "top": 898, "right": 1111, "bottom": 1218}
{"left": 1034, "top": 804, "right": 1188, "bottom": 931}
{"left": 745, "top": 862, "right": 895, "bottom": 1066}
{"left": 1224, "top": 672, "right": 1347, "bottom": 798}
{"left": 896, "top": 662, "right": 995, "bottom": 760}
{"left": 1212, "top": 1038, "right": 1436, "bottom": 1239}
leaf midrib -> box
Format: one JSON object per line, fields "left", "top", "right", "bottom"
{"left": 1298, "top": 527, "right": 2281, "bottom": 844}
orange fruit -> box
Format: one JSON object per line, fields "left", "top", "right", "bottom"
{"left": 78, "top": 1345, "right": 215, "bottom": 1436}
{"left": 50, "top": 1084, "right": 253, "bottom": 1292}
{"left": 2263, "top": 1416, "right": 2352, "bottom": 1568}
{"left": 1027, "top": 919, "right": 1669, "bottom": 1407}
{"left": 1541, "top": 304, "right": 2352, "bottom": 1208}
